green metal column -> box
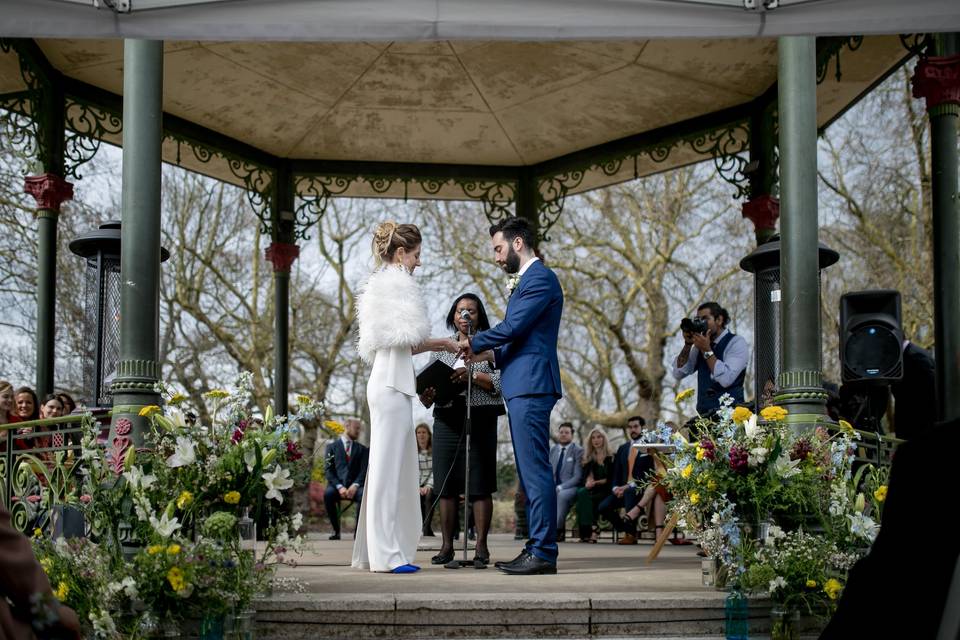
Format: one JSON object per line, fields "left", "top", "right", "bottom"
{"left": 742, "top": 100, "right": 780, "bottom": 245}
{"left": 516, "top": 169, "right": 541, "bottom": 241}
{"left": 22, "top": 71, "right": 71, "bottom": 397}
{"left": 914, "top": 33, "right": 960, "bottom": 423}
{"left": 111, "top": 40, "right": 164, "bottom": 445}
{"left": 265, "top": 163, "right": 298, "bottom": 416}
{"left": 776, "top": 36, "right": 828, "bottom": 423}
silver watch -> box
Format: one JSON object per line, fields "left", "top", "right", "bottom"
{"left": 704, "top": 350, "right": 715, "bottom": 359}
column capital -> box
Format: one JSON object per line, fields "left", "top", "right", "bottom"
{"left": 265, "top": 242, "right": 300, "bottom": 273}
{"left": 741, "top": 195, "right": 780, "bottom": 231}
{"left": 912, "top": 54, "right": 960, "bottom": 115}
{"left": 24, "top": 173, "right": 74, "bottom": 212}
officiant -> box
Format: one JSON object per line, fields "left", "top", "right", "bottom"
{"left": 419, "top": 293, "right": 504, "bottom": 567}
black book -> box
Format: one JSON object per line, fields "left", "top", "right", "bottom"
{"left": 416, "top": 359, "right": 466, "bottom": 406}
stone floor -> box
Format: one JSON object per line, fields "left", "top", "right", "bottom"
{"left": 254, "top": 533, "right": 803, "bottom": 638}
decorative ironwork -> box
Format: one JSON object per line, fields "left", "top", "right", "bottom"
{"left": 63, "top": 97, "right": 122, "bottom": 179}
{"left": 817, "top": 36, "right": 864, "bottom": 84}
{"left": 537, "top": 171, "right": 584, "bottom": 241}
{"left": 0, "top": 39, "right": 44, "bottom": 164}
{"left": 899, "top": 34, "right": 934, "bottom": 58}
{"left": 457, "top": 179, "right": 515, "bottom": 226}
{"left": 294, "top": 175, "right": 357, "bottom": 241}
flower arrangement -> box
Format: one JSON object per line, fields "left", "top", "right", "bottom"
{"left": 661, "top": 393, "right": 880, "bottom": 620}
{"left": 31, "top": 373, "right": 315, "bottom": 637}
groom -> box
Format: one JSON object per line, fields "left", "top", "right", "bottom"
{"left": 459, "top": 217, "right": 563, "bottom": 575}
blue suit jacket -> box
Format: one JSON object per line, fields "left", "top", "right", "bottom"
{"left": 471, "top": 259, "right": 563, "bottom": 401}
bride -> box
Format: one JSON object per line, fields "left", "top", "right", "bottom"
{"left": 352, "top": 221, "right": 457, "bottom": 573}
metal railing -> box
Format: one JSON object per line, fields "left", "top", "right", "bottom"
{"left": 1, "top": 411, "right": 109, "bottom": 533}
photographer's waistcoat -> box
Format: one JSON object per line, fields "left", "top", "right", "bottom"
{"left": 695, "top": 331, "right": 745, "bottom": 414}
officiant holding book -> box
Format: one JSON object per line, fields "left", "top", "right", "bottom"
{"left": 418, "top": 293, "right": 504, "bottom": 568}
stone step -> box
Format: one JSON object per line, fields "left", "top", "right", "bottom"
{"left": 252, "top": 592, "right": 813, "bottom": 639}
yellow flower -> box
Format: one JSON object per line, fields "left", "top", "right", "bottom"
{"left": 176, "top": 491, "right": 193, "bottom": 509}
{"left": 681, "top": 464, "right": 693, "bottom": 479}
{"left": 838, "top": 419, "right": 855, "bottom": 436}
{"left": 40, "top": 558, "right": 53, "bottom": 573}
{"left": 169, "top": 393, "right": 187, "bottom": 406}
{"left": 33, "top": 527, "right": 43, "bottom": 539}
{"left": 138, "top": 405, "right": 161, "bottom": 417}
{"left": 324, "top": 420, "right": 345, "bottom": 435}
{"left": 147, "top": 544, "right": 164, "bottom": 555}
{"left": 824, "top": 578, "right": 843, "bottom": 600}
{"left": 806, "top": 579, "right": 818, "bottom": 588}
{"left": 675, "top": 388, "right": 695, "bottom": 403}
{"left": 167, "top": 544, "right": 181, "bottom": 555}
{"left": 54, "top": 581, "right": 69, "bottom": 601}
{"left": 296, "top": 394, "right": 312, "bottom": 406}
{"left": 167, "top": 567, "right": 186, "bottom": 592}
{"left": 224, "top": 491, "right": 241, "bottom": 505}
{"left": 689, "top": 491, "right": 700, "bottom": 505}
{"left": 204, "top": 389, "right": 230, "bottom": 400}
{"left": 760, "top": 406, "right": 789, "bottom": 422}
{"left": 707, "top": 479, "right": 717, "bottom": 491}
{"left": 731, "top": 406, "right": 753, "bottom": 424}
{"left": 695, "top": 447, "right": 706, "bottom": 461}
{"left": 874, "top": 485, "right": 888, "bottom": 502}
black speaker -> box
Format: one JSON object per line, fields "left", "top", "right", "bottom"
{"left": 839, "top": 289, "right": 903, "bottom": 384}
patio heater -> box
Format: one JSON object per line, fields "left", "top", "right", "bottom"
{"left": 739, "top": 235, "right": 839, "bottom": 407}
{"left": 69, "top": 221, "right": 170, "bottom": 407}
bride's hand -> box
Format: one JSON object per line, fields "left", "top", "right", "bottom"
{"left": 443, "top": 338, "right": 460, "bottom": 354}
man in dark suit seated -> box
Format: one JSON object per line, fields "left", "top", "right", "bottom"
{"left": 323, "top": 418, "right": 369, "bottom": 540}
{"left": 600, "top": 416, "right": 646, "bottom": 545}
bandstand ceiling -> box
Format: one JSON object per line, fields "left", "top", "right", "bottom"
{"left": 0, "top": 34, "right": 911, "bottom": 202}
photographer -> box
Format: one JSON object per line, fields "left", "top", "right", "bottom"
{"left": 672, "top": 302, "right": 749, "bottom": 416}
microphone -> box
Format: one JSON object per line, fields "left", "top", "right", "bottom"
{"left": 459, "top": 309, "right": 474, "bottom": 336}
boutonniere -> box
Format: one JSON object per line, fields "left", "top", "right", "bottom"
{"left": 506, "top": 274, "right": 521, "bottom": 295}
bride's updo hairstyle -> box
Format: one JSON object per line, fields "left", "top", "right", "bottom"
{"left": 372, "top": 221, "right": 422, "bottom": 267}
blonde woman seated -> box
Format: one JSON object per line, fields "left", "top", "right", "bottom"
{"left": 574, "top": 428, "right": 613, "bottom": 543}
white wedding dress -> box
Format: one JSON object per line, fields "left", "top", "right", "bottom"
{"left": 352, "top": 265, "right": 430, "bottom": 572}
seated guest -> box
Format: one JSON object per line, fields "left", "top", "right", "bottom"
{"left": 57, "top": 392, "right": 77, "bottom": 415}
{"left": 620, "top": 448, "right": 670, "bottom": 539}
{"left": 551, "top": 422, "right": 583, "bottom": 542}
{"left": 575, "top": 428, "right": 613, "bottom": 543}
{"left": 323, "top": 418, "right": 369, "bottom": 540}
{"left": 600, "top": 416, "right": 646, "bottom": 545}
{"left": 416, "top": 423, "right": 436, "bottom": 537}
{"left": 14, "top": 386, "right": 38, "bottom": 421}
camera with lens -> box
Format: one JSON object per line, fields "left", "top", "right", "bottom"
{"left": 680, "top": 317, "right": 709, "bottom": 335}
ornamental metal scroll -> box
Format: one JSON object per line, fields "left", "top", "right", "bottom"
{"left": 166, "top": 131, "right": 276, "bottom": 235}
{"left": 64, "top": 97, "right": 122, "bottom": 180}
{"left": 294, "top": 174, "right": 357, "bottom": 241}
{"left": 817, "top": 36, "right": 865, "bottom": 84}
{"left": 0, "top": 39, "right": 43, "bottom": 165}
{"left": 898, "top": 34, "right": 933, "bottom": 58}
{"left": 458, "top": 180, "right": 515, "bottom": 227}
{"left": 686, "top": 124, "right": 752, "bottom": 200}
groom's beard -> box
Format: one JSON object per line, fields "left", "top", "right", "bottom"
{"left": 504, "top": 246, "right": 521, "bottom": 274}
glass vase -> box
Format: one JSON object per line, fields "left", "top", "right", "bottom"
{"left": 769, "top": 606, "right": 800, "bottom": 640}
{"left": 199, "top": 614, "right": 225, "bottom": 640}
{"left": 724, "top": 587, "right": 749, "bottom": 640}
{"left": 225, "top": 608, "right": 255, "bottom": 640}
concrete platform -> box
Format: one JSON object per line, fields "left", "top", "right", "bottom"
{"left": 253, "top": 533, "right": 818, "bottom": 638}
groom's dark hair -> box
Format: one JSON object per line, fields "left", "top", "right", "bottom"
{"left": 490, "top": 216, "right": 537, "bottom": 252}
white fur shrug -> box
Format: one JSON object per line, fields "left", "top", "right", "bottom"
{"left": 356, "top": 265, "right": 431, "bottom": 364}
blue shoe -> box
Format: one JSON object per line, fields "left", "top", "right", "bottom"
{"left": 391, "top": 564, "right": 420, "bottom": 574}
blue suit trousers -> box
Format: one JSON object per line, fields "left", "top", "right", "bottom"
{"left": 507, "top": 393, "right": 559, "bottom": 563}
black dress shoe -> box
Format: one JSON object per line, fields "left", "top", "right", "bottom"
{"left": 431, "top": 549, "right": 455, "bottom": 565}
{"left": 497, "top": 552, "right": 557, "bottom": 575}
{"left": 494, "top": 550, "right": 528, "bottom": 569}
{"left": 473, "top": 549, "right": 490, "bottom": 566}
{"left": 328, "top": 533, "right": 341, "bottom": 540}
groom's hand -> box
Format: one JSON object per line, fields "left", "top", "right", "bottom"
{"left": 457, "top": 337, "right": 473, "bottom": 360}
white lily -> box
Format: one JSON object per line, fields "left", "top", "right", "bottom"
{"left": 744, "top": 414, "right": 761, "bottom": 440}
{"left": 748, "top": 446, "right": 769, "bottom": 466}
{"left": 262, "top": 465, "right": 294, "bottom": 503}
{"left": 847, "top": 512, "right": 879, "bottom": 543}
{"left": 768, "top": 576, "right": 788, "bottom": 595}
{"left": 244, "top": 446, "right": 271, "bottom": 472}
{"left": 772, "top": 455, "right": 801, "bottom": 479}
{"left": 166, "top": 436, "right": 196, "bottom": 468}
{"left": 149, "top": 512, "right": 182, "bottom": 537}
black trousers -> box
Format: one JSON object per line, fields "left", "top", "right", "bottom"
{"left": 323, "top": 484, "right": 364, "bottom": 533}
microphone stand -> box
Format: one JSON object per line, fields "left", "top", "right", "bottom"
{"left": 446, "top": 315, "right": 485, "bottom": 569}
